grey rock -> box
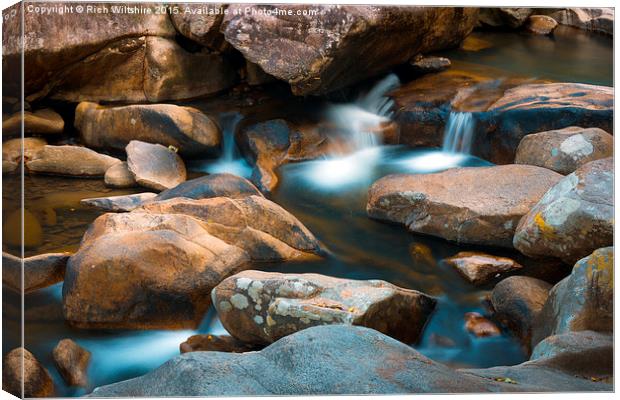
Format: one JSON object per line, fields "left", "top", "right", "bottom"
{"left": 155, "top": 173, "right": 263, "bottom": 201}
{"left": 80, "top": 192, "right": 157, "bottom": 212}
{"left": 126, "top": 140, "right": 187, "bottom": 191}
{"left": 104, "top": 162, "right": 137, "bottom": 188}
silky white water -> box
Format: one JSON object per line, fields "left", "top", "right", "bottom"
{"left": 199, "top": 112, "right": 252, "bottom": 178}
{"left": 442, "top": 112, "right": 475, "bottom": 154}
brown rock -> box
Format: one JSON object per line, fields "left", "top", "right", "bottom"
{"left": 3, "top": 209, "right": 43, "bottom": 248}
{"left": 169, "top": 3, "right": 229, "bottom": 50}
{"left": 464, "top": 312, "right": 501, "bottom": 337}
{"left": 367, "top": 165, "right": 563, "bottom": 247}
{"left": 75, "top": 102, "right": 221, "bottom": 158}
{"left": 2, "top": 347, "right": 54, "bottom": 397}
{"left": 410, "top": 55, "right": 451, "bottom": 74}
{"left": 525, "top": 15, "right": 558, "bottom": 35}
{"left": 542, "top": 8, "right": 613, "bottom": 35}
{"left": 25, "top": 145, "right": 121, "bottom": 177}
{"left": 52, "top": 339, "right": 91, "bottom": 387}
{"left": 126, "top": 140, "right": 187, "bottom": 191}
{"left": 478, "top": 8, "right": 533, "bottom": 28}
{"left": 180, "top": 334, "right": 261, "bottom": 354}
{"left": 491, "top": 276, "right": 552, "bottom": 350}
{"left": 2, "top": 137, "right": 47, "bottom": 173}
{"left": 213, "top": 270, "right": 436, "bottom": 345}
{"left": 2, "top": 109, "right": 64, "bottom": 136}
{"left": 2, "top": 251, "right": 69, "bottom": 293}
{"left": 443, "top": 251, "right": 523, "bottom": 286}
{"left": 155, "top": 173, "right": 263, "bottom": 201}
{"left": 515, "top": 127, "right": 613, "bottom": 175}
{"left": 104, "top": 162, "right": 137, "bottom": 188}
{"left": 80, "top": 192, "right": 157, "bottom": 212}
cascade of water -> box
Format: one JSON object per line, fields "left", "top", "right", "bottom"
{"left": 441, "top": 112, "right": 475, "bottom": 154}
{"left": 199, "top": 112, "right": 252, "bottom": 178}
{"left": 220, "top": 113, "right": 242, "bottom": 162}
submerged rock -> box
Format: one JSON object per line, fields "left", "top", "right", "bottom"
{"left": 25, "top": 145, "right": 120, "bottom": 177}
{"left": 80, "top": 193, "right": 157, "bottom": 212}
{"left": 3, "top": 251, "right": 69, "bottom": 293}
{"left": 155, "top": 173, "right": 263, "bottom": 201}
{"left": 532, "top": 247, "right": 613, "bottom": 346}
{"left": 89, "top": 325, "right": 610, "bottom": 396}
{"left": 2, "top": 347, "right": 54, "bottom": 398}
{"left": 464, "top": 312, "right": 501, "bottom": 337}
{"left": 443, "top": 251, "right": 523, "bottom": 285}
{"left": 491, "top": 276, "right": 551, "bottom": 350}
{"left": 515, "top": 127, "right": 613, "bottom": 175}
{"left": 2, "top": 108, "right": 65, "bottom": 137}
{"left": 180, "top": 334, "right": 261, "bottom": 354}
{"left": 2, "top": 137, "right": 47, "bottom": 173}
{"left": 524, "top": 15, "right": 558, "bottom": 35}
{"left": 75, "top": 102, "right": 221, "bottom": 158}
{"left": 126, "top": 140, "right": 187, "bottom": 191}
{"left": 367, "top": 165, "right": 562, "bottom": 248}
{"left": 221, "top": 5, "right": 477, "bottom": 95}
{"left": 514, "top": 158, "right": 613, "bottom": 263}
{"left": 104, "top": 162, "right": 137, "bottom": 188}
{"left": 212, "top": 270, "right": 436, "bottom": 345}
{"left": 409, "top": 55, "right": 451, "bottom": 74}
{"left": 53, "top": 339, "right": 91, "bottom": 387}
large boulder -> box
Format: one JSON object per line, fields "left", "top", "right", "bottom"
{"left": 89, "top": 325, "right": 610, "bottom": 396}
{"left": 515, "top": 127, "right": 613, "bottom": 175}
{"left": 513, "top": 158, "right": 613, "bottom": 263}
{"left": 221, "top": 5, "right": 478, "bottom": 95}
{"left": 3, "top": 251, "right": 69, "bottom": 293}
{"left": 169, "top": 3, "right": 229, "bottom": 50}
{"left": 367, "top": 165, "right": 562, "bottom": 247}
{"left": 212, "top": 270, "right": 436, "bottom": 344}
{"left": 2, "top": 347, "right": 54, "bottom": 398}
{"left": 75, "top": 102, "right": 221, "bottom": 158}
{"left": 126, "top": 141, "right": 187, "bottom": 191}
{"left": 155, "top": 173, "right": 263, "bottom": 201}
{"left": 25, "top": 145, "right": 121, "bottom": 177}
{"left": 52, "top": 339, "right": 91, "bottom": 387}
{"left": 478, "top": 8, "right": 533, "bottom": 28}
{"left": 2, "top": 108, "right": 64, "bottom": 137}
{"left": 530, "top": 330, "right": 613, "bottom": 366}
{"left": 541, "top": 8, "right": 613, "bottom": 35}
{"left": 63, "top": 195, "right": 321, "bottom": 328}
{"left": 531, "top": 247, "right": 613, "bottom": 346}
{"left": 491, "top": 276, "right": 552, "bottom": 351}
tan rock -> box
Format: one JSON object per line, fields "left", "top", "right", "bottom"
{"left": 464, "top": 312, "right": 501, "bottom": 337}
{"left": 443, "top": 251, "right": 522, "bottom": 286}
{"left": 126, "top": 141, "right": 187, "bottom": 191}
{"left": 2, "top": 251, "right": 69, "bottom": 293}
{"left": 26, "top": 145, "right": 121, "bottom": 177}
{"left": 2, "top": 137, "right": 47, "bottom": 173}
{"left": 52, "top": 339, "right": 91, "bottom": 387}
{"left": 104, "top": 162, "right": 137, "bottom": 188}
{"left": 180, "top": 334, "right": 261, "bottom": 354}
{"left": 2, "top": 347, "right": 54, "bottom": 397}
{"left": 169, "top": 3, "right": 229, "bottom": 50}
{"left": 525, "top": 15, "right": 558, "bottom": 35}
{"left": 2, "top": 109, "right": 64, "bottom": 136}
{"left": 80, "top": 192, "right": 157, "bottom": 212}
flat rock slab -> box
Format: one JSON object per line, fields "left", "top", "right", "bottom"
{"left": 89, "top": 325, "right": 610, "bottom": 396}
{"left": 443, "top": 251, "right": 523, "bottom": 285}
{"left": 180, "top": 334, "right": 261, "bottom": 354}
{"left": 25, "top": 145, "right": 120, "bottom": 177}
{"left": 367, "top": 164, "right": 563, "bottom": 248}
{"left": 126, "top": 140, "right": 187, "bottom": 191}
{"left": 2, "top": 347, "right": 54, "bottom": 398}
{"left": 2, "top": 108, "right": 64, "bottom": 136}
{"left": 104, "top": 162, "right": 137, "bottom": 188}
{"left": 3, "top": 251, "right": 69, "bottom": 293}
{"left": 212, "top": 270, "right": 436, "bottom": 344}
{"left": 514, "top": 158, "right": 613, "bottom": 263}
{"left": 155, "top": 173, "right": 263, "bottom": 201}
{"left": 53, "top": 339, "right": 91, "bottom": 387}
{"left": 515, "top": 126, "right": 613, "bottom": 175}
{"left": 81, "top": 193, "right": 157, "bottom": 212}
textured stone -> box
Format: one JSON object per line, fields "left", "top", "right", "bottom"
{"left": 443, "top": 251, "right": 523, "bottom": 285}
{"left": 2, "top": 251, "right": 69, "bottom": 293}
{"left": 104, "top": 162, "right": 137, "bottom": 188}
{"left": 2, "top": 109, "right": 64, "bottom": 136}
{"left": 169, "top": 3, "right": 229, "bottom": 50}
{"left": 478, "top": 8, "right": 533, "bottom": 28}
{"left": 155, "top": 173, "right": 263, "bottom": 202}
{"left": 180, "top": 334, "right": 261, "bottom": 354}
{"left": 2, "top": 347, "right": 54, "bottom": 398}
{"left": 25, "top": 145, "right": 121, "bottom": 177}
{"left": 2, "top": 137, "right": 47, "bottom": 173}
{"left": 464, "top": 312, "right": 501, "bottom": 337}
{"left": 524, "top": 15, "right": 558, "bottom": 35}
{"left": 80, "top": 193, "right": 157, "bottom": 212}
{"left": 52, "top": 339, "right": 91, "bottom": 387}
{"left": 126, "top": 141, "right": 187, "bottom": 191}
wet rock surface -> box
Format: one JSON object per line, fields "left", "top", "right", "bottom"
{"left": 89, "top": 325, "right": 610, "bottom": 396}
{"left": 169, "top": 3, "right": 228, "bottom": 50}
{"left": 26, "top": 145, "right": 121, "bottom": 177}
{"left": 464, "top": 312, "right": 501, "bottom": 337}
{"left": 514, "top": 158, "right": 613, "bottom": 263}
{"left": 53, "top": 339, "right": 91, "bottom": 387}
{"left": 409, "top": 55, "right": 451, "bottom": 74}
{"left": 515, "top": 126, "right": 613, "bottom": 175}
{"left": 155, "top": 173, "right": 263, "bottom": 202}
{"left": 180, "top": 334, "right": 262, "bottom": 354}
{"left": 126, "top": 140, "right": 187, "bottom": 191}
{"left": 2, "top": 347, "right": 55, "bottom": 398}
{"left": 530, "top": 330, "right": 613, "bottom": 365}
{"left": 2, "top": 251, "right": 69, "bottom": 293}
{"left": 443, "top": 251, "right": 523, "bottom": 285}
{"left": 213, "top": 270, "right": 436, "bottom": 344}
{"left": 80, "top": 192, "right": 157, "bottom": 212}
{"left": 367, "top": 165, "right": 562, "bottom": 247}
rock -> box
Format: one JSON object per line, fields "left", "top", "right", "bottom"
{"left": 75, "top": 102, "right": 221, "bottom": 158}
{"left": 409, "top": 55, "right": 451, "bottom": 74}
{"left": 155, "top": 173, "right": 263, "bottom": 202}
{"left": 221, "top": 5, "right": 478, "bottom": 95}
{"left": 478, "top": 8, "right": 533, "bottom": 28}
{"left": 80, "top": 193, "right": 157, "bottom": 212}
{"left": 513, "top": 158, "right": 613, "bottom": 263}
{"left": 2, "top": 137, "right": 47, "bottom": 173}
{"left": 2, "top": 251, "right": 69, "bottom": 293}
{"left": 464, "top": 312, "right": 501, "bottom": 337}
{"left": 543, "top": 8, "right": 613, "bottom": 35}
{"left": 169, "top": 3, "right": 228, "bottom": 50}
{"left": 180, "top": 334, "right": 261, "bottom": 354}
{"left": 52, "top": 339, "right": 91, "bottom": 387}
{"left": 515, "top": 127, "right": 613, "bottom": 175}
{"left": 530, "top": 331, "right": 612, "bottom": 367}
{"left": 2, "top": 108, "right": 64, "bottom": 136}
{"left": 63, "top": 195, "right": 321, "bottom": 329}
{"left": 3, "top": 209, "right": 43, "bottom": 248}
{"left": 89, "top": 325, "right": 610, "bottom": 396}
{"left": 126, "top": 140, "right": 187, "bottom": 191}
{"left": 104, "top": 162, "right": 137, "bottom": 188}
{"left": 524, "top": 15, "right": 558, "bottom": 35}
{"left": 25, "top": 145, "right": 121, "bottom": 177}
{"left": 491, "top": 276, "right": 552, "bottom": 350}
{"left": 213, "top": 270, "right": 436, "bottom": 345}
{"left": 245, "top": 61, "right": 277, "bottom": 86}
{"left": 443, "top": 252, "right": 523, "bottom": 286}
{"left": 532, "top": 247, "right": 613, "bottom": 346}
{"left": 367, "top": 165, "right": 562, "bottom": 247}
{"left": 2, "top": 347, "right": 54, "bottom": 398}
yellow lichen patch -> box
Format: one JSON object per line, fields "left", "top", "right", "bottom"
{"left": 584, "top": 249, "right": 614, "bottom": 289}
{"left": 534, "top": 212, "right": 555, "bottom": 239}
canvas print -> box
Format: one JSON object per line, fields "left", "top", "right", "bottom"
{"left": 1, "top": 2, "right": 614, "bottom": 397}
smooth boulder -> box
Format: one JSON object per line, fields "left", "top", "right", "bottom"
{"left": 2, "top": 137, "right": 47, "bottom": 173}
{"left": 212, "top": 270, "right": 436, "bottom": 344}
{"left": 514, "top": 158, "right": 613, "bottom": 263}
{"left": 443, "top": 251, "right": 523, "bottom": 285}
{"left": 53, "top": 339, "right": 91, "bottom": 387}
{"left": 25, "top": 145, "right": 120, "bottom": 177}
{"left": 75, "top": 102, "right": 221, "bottom": 158}
{"left": 2, "top": 108, "right": 64, "bottom": 136}
{"left": 524, "top": 15, "right": 558, "bottom": 35}
{"left": 543, "top": 8, "right": 613, "bottom": 35}
{"left": 80, "top": 193, "right": 157, "bottom": 212}
{"left": 532, "top": 247, "right": 613, "bottom": 346}
{"left": 3, "top": 251, "right": 69, "bottom": 293}
{"left": 126, "top": 140, "right": 187, "bottom": 191}
{"left": 2, "top": 347, "right": 54, "bottom": 398}
{"left": 104, "top": 162, "right": 137, "bottom": 188}
{"left": 515, "top": 127, "right": 613, "bottom": 175}
{"left": 367, "top": 165, "right": 562, "bottom": 247}
{"left": 155, "top": 173, "right": 263, "bottom": 201}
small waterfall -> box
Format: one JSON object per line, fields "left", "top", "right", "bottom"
{"left": 200, "top": 112, "right": 252, "bottom": 178}
{"left": 442, "top": 112, "right": 475, "bottom": 154}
